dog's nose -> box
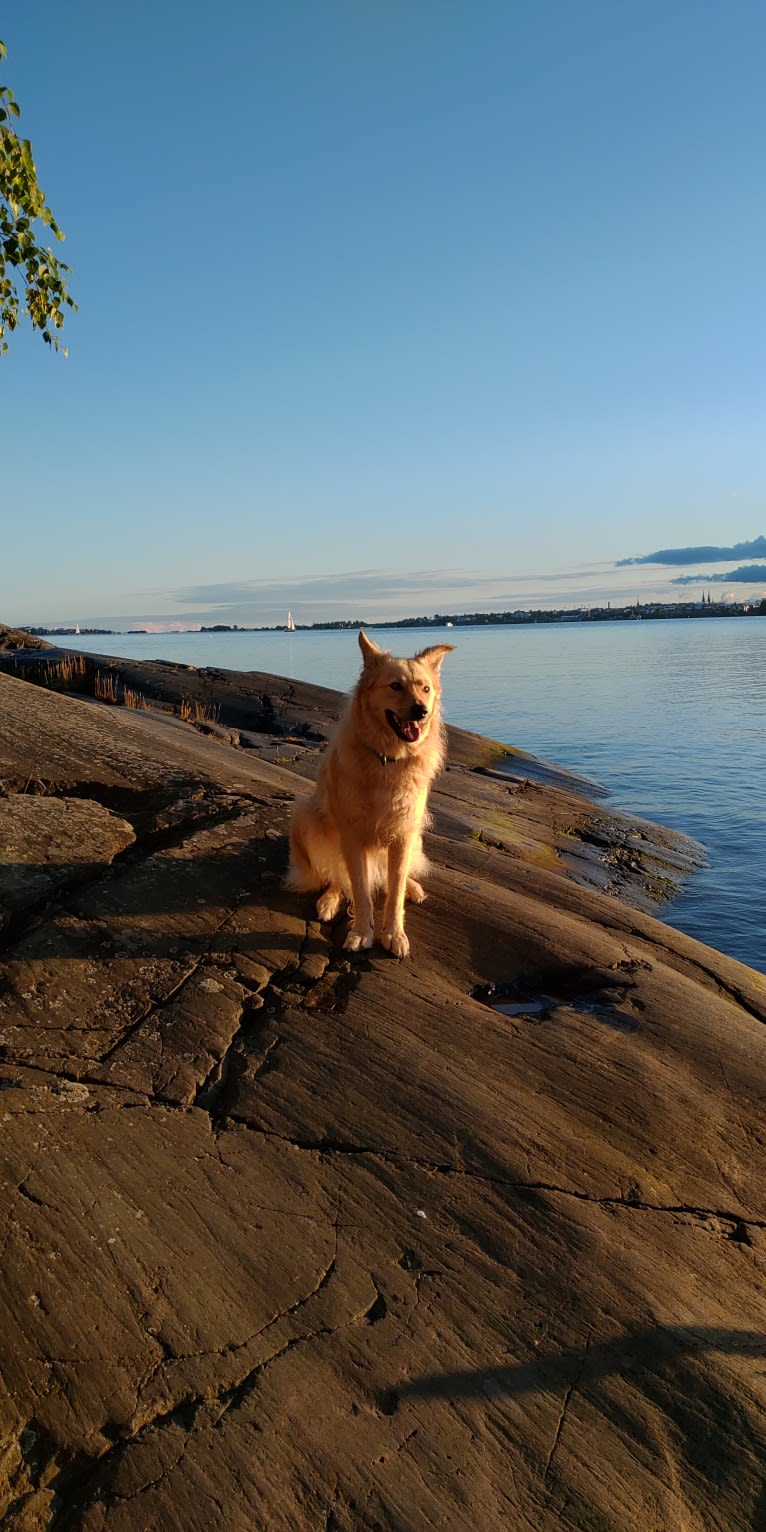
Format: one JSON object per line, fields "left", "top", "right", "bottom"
{"left": 411, "top": 702, "right": 428, "bottom": 721}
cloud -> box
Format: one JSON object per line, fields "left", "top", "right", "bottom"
{"left": 38, "top": 555, "right": 762, "bottom": 631}
{"left": 671, "top": 564, "right": 766, "bottom": 586}
{"left": 173, "top": 569, "right": 484, "bottom": 609}
{"left": 168, "top": 566, "right": 587, "bottom": 624}
{"left": 617, "top": 535, "right": 766, "bottom": 568}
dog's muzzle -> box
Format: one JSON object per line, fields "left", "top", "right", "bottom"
{"left": 385, "top": 703, "right": 429, "bottom": 744}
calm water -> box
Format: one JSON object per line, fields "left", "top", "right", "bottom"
{"left": 66, "top": 619, "right": 766, "bottom": 976}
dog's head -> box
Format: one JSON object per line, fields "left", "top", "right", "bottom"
{"left": 355, "top": 630, "right": 454, "bottom": 754}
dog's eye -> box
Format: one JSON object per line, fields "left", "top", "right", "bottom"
{"left": 390, "top": 681, "right": 404, "bottom": 692}
{"left": 422, "top": 684, "right": 431, "bottom": 695}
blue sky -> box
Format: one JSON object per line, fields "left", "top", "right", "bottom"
{"left": 3, "top": 1, "right": 765, "bottom": 628}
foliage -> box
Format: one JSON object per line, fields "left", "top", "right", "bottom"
{"left": 0, "top": 39, "right": 76, "bottom": 353}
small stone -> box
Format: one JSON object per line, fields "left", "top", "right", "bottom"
{"left": 233, "top": 955, "right": 271, "bottom": 990}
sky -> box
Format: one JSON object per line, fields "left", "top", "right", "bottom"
{"left": 2, "top": 1, "right": 766, "bottom": 629}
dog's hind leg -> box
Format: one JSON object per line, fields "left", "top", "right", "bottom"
{"left": 284, "top": 800, "right": 320, "bottom": 892}
{"left": 287, "top": 804, "right": 349, "bottom": 928}
{"left": 317, "top": 886, "right": 345, "bottom": 921}
{"left": 406, "top": 877, "right": 426, "bottom": 903}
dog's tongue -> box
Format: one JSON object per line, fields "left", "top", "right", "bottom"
{"left": 401, "top": 720, "right": 420, "bottom": 742}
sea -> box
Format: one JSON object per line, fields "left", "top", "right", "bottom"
{"left": 64, "top": 618, "right": 766, "bottom": 977}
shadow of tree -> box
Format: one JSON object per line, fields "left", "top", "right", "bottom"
{"left": 394, "top": 1326, "right": 766, "bottom": 1518}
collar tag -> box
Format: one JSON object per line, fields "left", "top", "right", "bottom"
{"left": 364, "top": 741, "right": 396, "bottom": 766}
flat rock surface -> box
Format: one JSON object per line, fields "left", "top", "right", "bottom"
{"left": 1, "top": 663, "right": 765, "bottom": 1531}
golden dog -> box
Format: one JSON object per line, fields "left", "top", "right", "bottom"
{"left": 286, "top": 630, "right": 453, "bottom": 957}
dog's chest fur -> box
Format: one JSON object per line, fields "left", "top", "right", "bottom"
{"left": 319, "top": 735, "right": 436, "bottom": 845}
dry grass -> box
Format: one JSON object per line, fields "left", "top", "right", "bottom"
{"left": 2, "top": 653, "right": 88, "bottom": 691}
{"left": 2, "top": 652, "right": 168, "bottom": 719}
{"left": 46, "top": 654, "right": 86, "bottom": 688}
{"left": 94, "top": 671, "right": 119, "bottom": 704}
{"left": 179, "top": 697, "right": 221, "bottom": 725}
{"left": 94, "top": 673, "right": 149, "bottom": 710}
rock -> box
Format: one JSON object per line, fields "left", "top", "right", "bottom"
{"left": 0, "top": 797, "right": 135, "bottom": 934}
{"left": 0, "top": 623, "right": 49, "bottom": 651}
{"left": 0, "top": 661, "right": 765, "bottom": 1530}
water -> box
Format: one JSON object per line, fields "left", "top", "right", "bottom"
{"left": 65, "top": 619, "right": 766, "bottom": 975}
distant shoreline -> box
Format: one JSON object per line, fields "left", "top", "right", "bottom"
{"left": 21, "top": 597, "right": 766, "bottom": 638}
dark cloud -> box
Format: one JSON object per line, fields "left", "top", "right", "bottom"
{"left": 672, "top": 564, "right": 766, "bottom": 586}
{"left": 618, "top": 535, "right": 766, "bottom": 568}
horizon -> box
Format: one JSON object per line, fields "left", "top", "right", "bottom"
{"left": 22, "top": 581, "right": 766, "bottom": 636}
{"left": 14, "top": 537, "right": 766, "bottom": 630}
{"left": 3, "top": 4, "right": 766, "bottom": 625}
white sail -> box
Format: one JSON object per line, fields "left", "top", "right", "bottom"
{"left": 286, "top": 611, "right": 296, "bottom": 631}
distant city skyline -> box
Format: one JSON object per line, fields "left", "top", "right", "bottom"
{"left": 18, "top": 537, "right": 766, "bottom": 631}
{"left": 3, "top": 4, "right": 765, "bottom": 632}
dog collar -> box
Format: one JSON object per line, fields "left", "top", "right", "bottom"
{"left": 365, "top": 742, "right": 398, "bottom": 767}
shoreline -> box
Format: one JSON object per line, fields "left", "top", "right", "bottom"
{"left": 14, "top": 595, "right": 766, "bottom": 639}
{"left": 0, "top": 627, "right": 703, "bottom": 919}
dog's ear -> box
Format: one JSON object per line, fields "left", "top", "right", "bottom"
{"left": 358, "top": 630, "right": 387, "bottom": 667}
{"left": 416, "top": 643, "right": 454, "bottom": 675}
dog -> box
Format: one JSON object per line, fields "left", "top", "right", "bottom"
{"left": 286, "top": 630, "right": 453, "bottom": 958}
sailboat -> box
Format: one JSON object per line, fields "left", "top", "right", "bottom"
{"left": 286, "top": 611, "right": 296, "bottom": 631}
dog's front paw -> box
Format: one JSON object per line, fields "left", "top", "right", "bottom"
{"left": 344, "top": 926, "right": 374, "bottom": 952}
{"left": 405, "top": 878, "right": 426, "bottom": 905}
{"left": 381, "top": 927, "right": 410, "bottom": 959}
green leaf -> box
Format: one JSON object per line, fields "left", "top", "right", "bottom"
{"left": 0, "top": 38, "right": 75, "bottom": 353}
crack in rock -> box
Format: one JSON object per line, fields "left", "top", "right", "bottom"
{"left": 23, "top": 1229, "right": 347, "bottom": 1525}
{"left": 544, "top": 1328, "right": 593, "bottom": 1482}
{"left": 225, "top": 1125, "right": 766, "bottom": 1233}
